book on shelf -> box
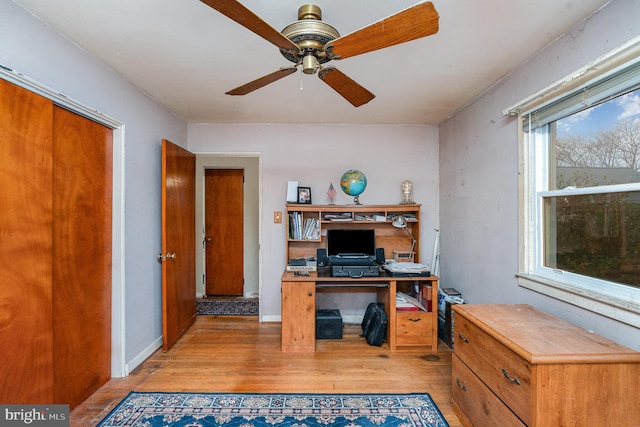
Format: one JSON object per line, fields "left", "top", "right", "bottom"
{"left": 419, "top": 285, "right": 433, "bottom": 312}
{"left": 302, "top": 218, "right": 320, "bottom": 240}
{"left": 288, "top": 212, "right": 319, "bottom": 240}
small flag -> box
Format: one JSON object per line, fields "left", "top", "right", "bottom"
{"left": 327, "top": 182, "right": 337, "bottom": 201}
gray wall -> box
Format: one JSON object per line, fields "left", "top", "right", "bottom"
{"left": 188, "top": 123, "right": 440, "bottom": 321}
{"left": 1, "top": 0, "right": 188, "bottom": 372}
{"left": 439, "top": 0, "right": 640, "bottom": 350}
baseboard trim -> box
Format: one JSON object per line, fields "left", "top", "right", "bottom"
{"left": 259, "top": 314, "right": 363, "bottom": 324}
{"left": 260, "top": 315, "right": 281, "bottom": 323}
{"left": 124, "top": 336, "right": 163, "bottom": 376}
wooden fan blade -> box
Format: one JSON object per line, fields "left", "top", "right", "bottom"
{"left": 318, "top": 67, "right": 375, "bottom": 107}
{"left": 226, "top": 67, "right": 297, "bottom": 95}
{"left": 200, "top": 0, "right": 300, "bottom": 54}
{"left": 326, "top": 2, "right": 439, "bottom": 60}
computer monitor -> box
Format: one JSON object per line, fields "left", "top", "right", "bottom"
{"left": 326, "top": 229, "right": 376, "bottom": 257}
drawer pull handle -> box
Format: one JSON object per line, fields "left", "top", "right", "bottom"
{"left": 457, "top": 332, "right": 469, "bottom": 343}
{"left": 502, "top": 369, "right": 521, "bottom": 385}
{"left": 455, "top": 378, "right": 467, "bottom": 391}
{"left": 408, "top": 318, "right": 422, "bottom": 322}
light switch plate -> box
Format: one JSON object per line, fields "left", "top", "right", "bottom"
{"left": 274, "top": 211, "right": 282, "bottom": 223}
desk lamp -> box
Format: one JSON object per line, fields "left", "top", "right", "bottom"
{"left": 392, "top": 215, "right": 416, "bottom": 261}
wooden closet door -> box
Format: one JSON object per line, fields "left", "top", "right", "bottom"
{"left": 0, "top": 79, "right": 55, "bottom": 403}
{"left": 52, "top": 106, "right": 112, "bottom": 408}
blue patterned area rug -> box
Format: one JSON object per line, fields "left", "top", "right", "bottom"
{"left": 197, "top": 298, "right": 258, "bottom": 316}
{"left": 96, "top": 391, "right": 449, "bottom": 426}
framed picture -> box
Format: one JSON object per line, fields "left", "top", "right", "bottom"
{"left": 297, "top": 187, "right": 312, "bottom": 204}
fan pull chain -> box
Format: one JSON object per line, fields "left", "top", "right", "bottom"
{"left": 300, "top": 67, "right": 304, "bottom": 91}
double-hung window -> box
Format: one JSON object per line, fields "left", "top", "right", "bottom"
{"left": 508, "top": 39, "right": 640, "bottom": 327}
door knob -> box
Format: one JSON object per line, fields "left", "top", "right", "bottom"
{"left": 205, "top": 237, "right": 212, "bottom": 242}
{"left": 157, "top": 252, "right": 177, "bottom": 261}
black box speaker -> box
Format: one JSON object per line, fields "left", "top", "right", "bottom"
{"left": 375, "top": 247, "right": 385, "bottom": 265}
{"left": 316, "top": 248, "right": 329, "bottom": 267}
{"left": 316, "top": 309, "right": 342, "bottom": 339}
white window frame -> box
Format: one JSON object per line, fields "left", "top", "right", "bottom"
{"left": 505, "top": 37, "right": 640, "bottom": 328}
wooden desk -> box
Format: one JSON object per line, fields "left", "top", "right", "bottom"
{"left": 281, "top": 269, "right": 439, "bottom": 353}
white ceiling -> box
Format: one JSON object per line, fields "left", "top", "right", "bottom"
{"left": 15, "top": 0, "right": 610, "bottom": 125}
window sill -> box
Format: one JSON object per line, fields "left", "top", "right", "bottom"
{"left": 517, "top": 273, "right": 640, "bottom": 328}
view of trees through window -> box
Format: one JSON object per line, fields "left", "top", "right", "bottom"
{"left": 545, "top": 88, "right": 640, "bottom": 288}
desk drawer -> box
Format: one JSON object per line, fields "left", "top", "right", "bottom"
{"left": 454, "top": 315, "right": 532, "bottom": 425}
{"left": 396, "top": 311, "right": 432, "bottom": 345}
{"left": 452, "top": 355, "right": 526, "bottom": 427}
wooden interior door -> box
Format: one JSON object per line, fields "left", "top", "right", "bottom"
{"left": 204, "top": 169, "right": 244, "bottom": 296}
{"left": 52, "top": 106, "right": 112, "bottom": 408}
{"left": 162, "top": 139, "right": 196, "bottom": 350}
{"left": 0, "top": 79, "right": 54, "bottom": 403}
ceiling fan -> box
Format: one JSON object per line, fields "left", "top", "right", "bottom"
{"left": 199, "top": 0, "right": 439, "bottom": 107}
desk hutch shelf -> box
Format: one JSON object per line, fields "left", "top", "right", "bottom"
{"left": 285, "top": 204, "right": 421, "bottom": 262}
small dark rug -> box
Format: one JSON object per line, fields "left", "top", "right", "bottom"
{"left": 197, "top": 298, "right": 258, "bottom": 316}
{"left": 97, "top": 391, "right": 449, "bottom": 426}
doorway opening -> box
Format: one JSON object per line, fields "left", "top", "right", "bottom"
{"left": 195, "top": 155, "right": 260, "bottom": 318}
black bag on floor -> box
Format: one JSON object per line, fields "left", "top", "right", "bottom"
{"left": 360, "top": 302, "right": 378, "bottom": 335}
{"left": 360, "top": 302, "right": 388, "bottom": 346}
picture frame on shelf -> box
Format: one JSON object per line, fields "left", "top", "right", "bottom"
{"left": 297, "top": 187, "right": 312, "bottom": 204}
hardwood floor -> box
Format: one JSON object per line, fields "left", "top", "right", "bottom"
{"left": 71, "top": 316, "right": 463, "bottom": 426}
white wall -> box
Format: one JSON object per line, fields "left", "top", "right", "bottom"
{"left": 1, "top": 1, "right": 188, "bottom": 370}
{"left": 188, "top": 123, "right": 440, "bottom": 319}
{"left": 439, "top": 0, "right": 640, "bottom": 350}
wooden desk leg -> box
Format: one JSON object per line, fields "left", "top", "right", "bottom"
{"left": 431, "top": 278, "right": 438, "bottom": 351}
{"left": 388, "top": 280, "right": 396, "bottom": 350}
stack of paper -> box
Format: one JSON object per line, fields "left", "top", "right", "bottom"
{"left": 384, "top": 262, "right": 430, "bottom": 274}
{"left": 396, "top": 292, "right": 427, "bottom": 311}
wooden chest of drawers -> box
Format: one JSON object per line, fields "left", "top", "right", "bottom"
{"left": 452, "top": 304, "right": 640, "bottom": 427}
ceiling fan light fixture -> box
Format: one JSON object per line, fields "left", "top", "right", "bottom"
{"left": 279, "top": 5, "right": 339, "bottom": 65}
{"left": 297, "top": 4, "right": 322, "bottom": 21}
{"left": 302, "top": 54, "right": 319, "bottom": 74}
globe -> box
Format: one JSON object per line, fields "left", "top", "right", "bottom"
{"left": 340, "top": 169, "right": 367, "bottom": 204}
